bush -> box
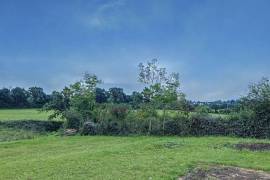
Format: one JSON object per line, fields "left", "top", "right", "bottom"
{"left": 164, "top": 115, "right": 189, "bottom": 135}
{"left": 64, "top": 110, "right": 82, "bottom": 129}
{"left": 72, "top": 109, "right": 270, "bottom": 138}
{"left": 227, "top": 110, "right": 270, "bottom": 138}
{"left": 80, "top": 121, "right": 97, "bottom": 135}
{"left": 97, "top": 119, "right": 121, "bottom": 135}
{"left": 0, "top": 120, "right": 63, "bottom": 132}
{"left": 187, "top": 114, "right": 227, "bottom": 136}
{"left": 109, "top": 104, "right": 130, "bottom": 120}
{"left": 55, "top": 102, "right": 270, "bottom": 138}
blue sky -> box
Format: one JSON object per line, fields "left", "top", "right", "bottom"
{"left": 0, "top": 0, "right": 270, "bottom": 101}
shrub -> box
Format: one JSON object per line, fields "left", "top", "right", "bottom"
{"left": 164, "top": 118, "right": 182, "bottom": 135}
{"left": 164, "top": 115, "right": 189, "bottom": 135}
{"left": 64, "top": 109, "right": 82, "bottom": 129}
{"left": 109, "top": 104, "right": 130, "bottom": 120}
{"left": 227, "top": 110, "right": 270, "bottom": 138}
{"left": 98, "top": 119, "right": 121, "bottom": 135}
{"left": 0, "top": 120, "right": 63, "bottom": 132}
{"left": 80, "top": 121, "right": 97, "bottom": 135}
{"left": 187, "top": 114, "right": 228, "bottom": 136}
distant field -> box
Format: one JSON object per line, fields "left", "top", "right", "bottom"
{"left": 0, "top": 136, "right": 270, "bottom": 179}
{"left": 0, "top": 109, "right": 228, "bottom": 121}
{"left": 0, "top": 109, "right": 59, "bottom": 121}
{"left": 156, "top": 110, "right": 229, "bottom": 118}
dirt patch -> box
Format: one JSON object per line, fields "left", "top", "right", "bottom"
{"left": 180, "top": 166, "right": 270, "bottom": 180}
{"left": 235, "top": 143, "right": 270, "bottom": 151}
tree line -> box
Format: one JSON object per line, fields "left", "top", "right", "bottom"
{"left": 0, "top": 85, "right": 239, "bottom": 113}
{"left": 0, "top": 87, "right": 50, "bottom": 108}
{"left": 0, "top": 86, "right": 143, "bottom": 109}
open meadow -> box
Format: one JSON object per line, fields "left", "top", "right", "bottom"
{"left": 0, "top": 109, "right": 59, "bottom": 121}
{"left": 2, "top": 1, "right": 270, "bottom": 179}
{"left": 1, "top": 136, "right": 270, "bottom": 179}
{"left": 1, "top": 109, "right": 270, "bottom": 179}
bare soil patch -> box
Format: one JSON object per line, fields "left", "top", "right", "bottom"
{"left": 235, "top": 143, "right": 270, "bottom": 151}
{"left": 180, "top": 166, "right": 270, "bottom": 180}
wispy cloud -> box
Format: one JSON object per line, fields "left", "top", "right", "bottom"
{"left": 83, "top": 0, "right": 126, "bottom": 29}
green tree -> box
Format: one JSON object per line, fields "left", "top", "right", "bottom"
{"left": 28, "top": 87, "right": 48, "bottom": 108}
{"left": 240, "top": 77, "right": 270, "bottom": 137}
{"left": 138, "top": 59, "right": 183, "bottom": 134}
{"left": 130, "top": 91, "right": 143, "bottom": 108}
{"left": 43, "top": 89, "right": 70, "bottom": 119}
{"left": 10, "top": 87, "right": 29, "bottom": 108}
{"left": 108, "top": 87, "right": 126, "bottom": 104}
{"left": 95, "top": 88, "right": 108, "bottom": 103}
{"left": 0, "top": 88, "right": 12, "bottom": 108}
{"left": 43, "top": 73, "right": 101, "bottom": 126}
{"left": 68, "top": 73, "right": 101, "bottom": 123}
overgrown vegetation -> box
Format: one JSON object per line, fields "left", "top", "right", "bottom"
{"left": 40, "top": 59, "right": 270, "bottom": 138}
{"left": 0, "top": 120, "right": 62, "bottom": 142}
{"left": 1, "top": 59, "right": 270, "bottom": 138}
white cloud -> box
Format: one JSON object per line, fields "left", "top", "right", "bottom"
{"left": 83, "top": 0, "right": 126, "bottom": 29}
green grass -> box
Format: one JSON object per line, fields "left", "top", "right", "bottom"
{"left": 0, "top": 109, "right": 227, "bottom": 121}
{"left": 0, "top": 109, "right": 60, "bottom": 121}
{"left": 1, "top": 136, "right": 270, "bottom": 179}
{"left": 156, "top": 109, "right": 229, "bottom": 118}
{"left": 0, "top": 127, "right": 42, "bottom": 142}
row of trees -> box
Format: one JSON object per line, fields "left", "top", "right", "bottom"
{"left": 0, "top": 85, "right": 238, "bottom": 113}
{"left": 0, "top": 87, "right": 49, "bottom": 108}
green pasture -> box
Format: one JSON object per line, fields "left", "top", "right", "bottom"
{"left": 0, "top": 109, "right": 60, "bottom": 121}
{"left": 0, "top": 136, "right": 270, "bottom": 179}
{"left": 0, "top": 109, "right": 228, "bottom": 122}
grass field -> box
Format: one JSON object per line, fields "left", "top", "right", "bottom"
{"left": 0, "top": 109, "right": 228, "bottom": 122}
{"left": 0, "top": 136, "right": 270, "bottom": 179}
{"left": 0, "top": 127, "right": 41, "bottom": 142}
{"left": 0, "top": 109, "right": 59, "bottom": 121}
{"left": 0, "top": 109, "right": 269, "bottom": 179}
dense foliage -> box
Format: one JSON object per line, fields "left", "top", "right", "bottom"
{"left": 0, "top": 87, "right": 50, "bottom": 108}
{"left": 0, "top": 120, "right": 63, "bottom": 132}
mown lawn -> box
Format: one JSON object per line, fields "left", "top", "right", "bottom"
{"left": 1, "top": 136, "right": 270, "bottom": 180}
{"left": 0, "top": 109, "right": 60, "bottom": 121}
